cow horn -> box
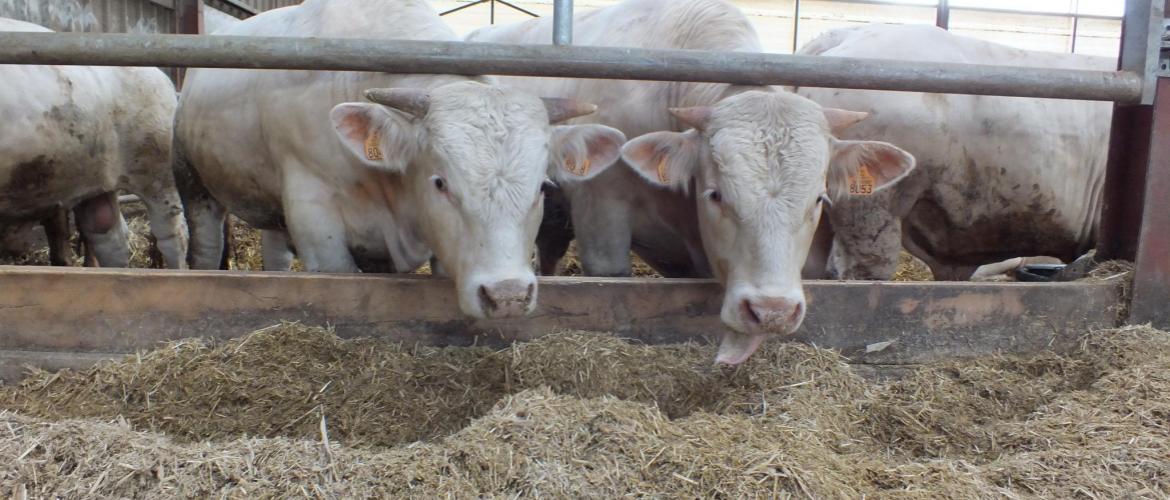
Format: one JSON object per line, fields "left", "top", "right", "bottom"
{"left": 365, "top": 88, "right": 431, "bottom": 119}
{"left": 669, "top": 106, "right": 713, "bottom": 131}
{"left": 542, "top": 98, "right": 598, "bottom": 124}
{"left": 822, "top": 108, "right": 869, "bottom": 135}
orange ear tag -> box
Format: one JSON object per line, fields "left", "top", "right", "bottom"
{"left": 847, "top": 164, "right": 876, "bottom": 195}
{"left": 364, "top": 133, "right": 384, "bottom": 161}
{"left": 656, "top": 156, "right": 669, "bottom": 183}
{"left": 565, "top": 156, "right": 591, "bottom": 176}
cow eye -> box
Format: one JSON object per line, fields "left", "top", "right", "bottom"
{"left": 817, "top": 193, "right": 832, "bottom": 207}
{"left": 431, "top": 175, "right": 447, "bottom": 192}
{"left": 705, "top": 189, "right": 722, "bottom": 204}
{"left": 541, "top": 179, "right": 558, "bottom": 195}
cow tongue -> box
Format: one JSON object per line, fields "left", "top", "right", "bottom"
{"left": 715, "top": 331, "right": 768, "bottom": 365}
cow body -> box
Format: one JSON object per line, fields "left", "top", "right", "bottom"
{"left": 469, "top": 0, "right": 915, "bottom": 363}
{"left": 176, "top": 0, "right": 625, "bottom": 318}
{"left": 0, "top": 17, "right": 186, "bottom": 268}
{"left": 796, "top": 24, "right": 1112, "bottom": 280}
{"left": 201, "top": 4, "right": 238, "bottom": 34}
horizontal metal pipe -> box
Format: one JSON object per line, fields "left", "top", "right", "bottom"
{"left": 0, "top": 32, "right": 1143, "bottom": 103}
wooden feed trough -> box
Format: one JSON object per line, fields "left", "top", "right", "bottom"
{"left": 0, "top": 266, "right": 1124, "bottom": 382}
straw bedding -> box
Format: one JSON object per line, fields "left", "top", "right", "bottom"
{"left": 2, "top": 323, "right": 1167, "bottom": 498}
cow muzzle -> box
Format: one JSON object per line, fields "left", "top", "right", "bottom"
{"left": 477, "top": 278, "right": 536, "bottom": 319}
{"left": 740, "top": 296, "right": 805, "bottom": 335}
{"left": 716, "top": 291, "right": 807, "bottom": 366}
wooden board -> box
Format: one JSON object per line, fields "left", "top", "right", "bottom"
{"left": 0, "top": 266, "right": 1123, "bottom": 382}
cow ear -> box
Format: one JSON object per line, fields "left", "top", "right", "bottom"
{"left": 330, "top": 102, "right": 420, "bottom": 173}
{"left": 828, "top": 139, "right": 915, "bottom": 200}
{"left": 548, "top": 124, "right": 627, "bottom": 183}
{"left": 620, "top": 130, "right": 701, "bottom": 191}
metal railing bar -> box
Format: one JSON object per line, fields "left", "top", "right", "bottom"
{"left": 0, "top": 32, "right": 1142, "bottom": 103}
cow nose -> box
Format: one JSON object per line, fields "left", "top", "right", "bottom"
{"left": 477, "top": 279, "right": 536, "bottom": 318}
{"left": 826, "top": 267, "right": 842, "bottom": 280}
{"left": 740, "top": 297, "right": 804, "bottom": 334}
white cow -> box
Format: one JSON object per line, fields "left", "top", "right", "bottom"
{"left": 175, "top": 0, "right": 626, "bottom": 319}
{"left": 201, "top": 4, "right": 238, "bottom": 34}
{"left": 795, "top": 24, "right": 1113, "bottom": 280}
{"left": 468, "top": 0, "right": 916, "bottom": 363}
{"left": 0, "top": 17, "right": 187, "bottom": 268}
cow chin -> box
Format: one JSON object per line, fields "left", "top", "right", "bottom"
{"left": 456, "top": 270, "right": 539, "bottom": 320}
{"left": 716, "top": 285, "right": 807, "bottom": 365}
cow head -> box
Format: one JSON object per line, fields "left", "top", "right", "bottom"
{"left": 621, "top": 90, "right": 914, "bottom": 364}
{"left": 331, "top": 81, "right": 626, "bottom": 319}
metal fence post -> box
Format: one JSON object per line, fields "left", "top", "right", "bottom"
{"left": 935, "top": 0, "right": 950, "bottom": 29}
{"left": 1129, "top": 76, "right": 1170, "bottom": 327}
{"left": 1097, "top": 0, "right": 1164, "bottom": 262}
{"left": 173, "top": 0, "right": 203, "bottom": 86}
{"left": 553, "top": 0, "right": 572, "bottom": 45}
{"left": 792, "top": 0, "right": 801, "bottom": 52}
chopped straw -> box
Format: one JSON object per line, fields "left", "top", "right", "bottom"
{"left": 2, "top": 323, "right": 1168, "bottom": 497}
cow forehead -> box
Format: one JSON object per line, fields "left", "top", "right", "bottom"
{"left": 426, "top": 82, "right": 549, "bottom": 133}
{"left": 711, "top": 90, "right": 828, "bottom": 130}
{"left": 705, "top": 92, "right": 830, "bottom": 195}
{"left": 420, "top": 83, "right": 548, "bottom": 213}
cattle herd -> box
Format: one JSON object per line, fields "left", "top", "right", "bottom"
{"left": 0, "top": 0, "right": 1111, "bottom": 364}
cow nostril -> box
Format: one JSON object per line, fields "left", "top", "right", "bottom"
{"left": 741, "top": 299, "right": 761, "bottom": 324}
{"left": 789, "top": 302, "right": 803, "bottom": 323}
{"left": 478, "top": 285, "right": 497, "bottom": 313}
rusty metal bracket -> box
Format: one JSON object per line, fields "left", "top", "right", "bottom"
{"left": 1128, "top": 77, "right": 1170, "bottom": 328}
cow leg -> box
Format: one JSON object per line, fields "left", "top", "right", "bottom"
{"left": 902, "top": 240, "right": 975, "bottom": 282}
{"left": 130, "top": 189, "right": 189, "bottom": 269}
{"left": 284, "top": 205, "right": 357, "bottom": 273}
{"left": 173, "top": 137, "right": 228, "bottom": 270}
{"left": 138, "top": 189, "right": 188, "bottom": 270}
{"left": 931, "top": 264, "right": 980, "bottom": 282}
{"left": 261, "top": 229, "right": 295, "bottom": 271}
{"left": 282, "top": 173, "right": 358, "bottom": 273}
{"left": 569, "top": 193, "right": 632, "bottom": 277}
{"left": 429, "top": 256, "right": 447, "bottom": 277}
{"left": 121, "top": 136, "right": 188, "bottom": 268}
{"left": 181, "top": 194, "right": 227, "bottom": 270}
{"left": 74, "top": 192, "right": 130, "bottom": 267}
{"left": 41, "top": 208, "right": 72, "bottom": 266}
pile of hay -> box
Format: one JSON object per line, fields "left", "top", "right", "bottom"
{"left": 893, "top": 251, "right": 934, "bottom": 281}
{"left": 557, "top": 241, "right": 662, "bottom": 277}
{"left": 2, "top": 323, "right": 1168, "bottom": 497}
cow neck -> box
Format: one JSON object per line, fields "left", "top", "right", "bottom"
{"left": 379, "top": 169, "right": 431, "bottom": 272}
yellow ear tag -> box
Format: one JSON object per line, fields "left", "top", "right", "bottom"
{"left": 364, "top": 133, "right": 384, "bottom": 161}
{"left": 656, "top": 155, "right": 669, "bottom": 184}
{"left": 848, "top": 164, "right": 876, "bottom": 195}
{"left": 564, "top": 156, "right": 591, "bottom": 176}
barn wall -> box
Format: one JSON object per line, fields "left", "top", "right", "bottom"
{"left": 0, "top": 0, "right": 301, "bottom": 34}
{"left": 245, "top": 0, "right": 297, "bottom": 13}
{"left": 0, "top": 0, "right": 173, "bottom": 33}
